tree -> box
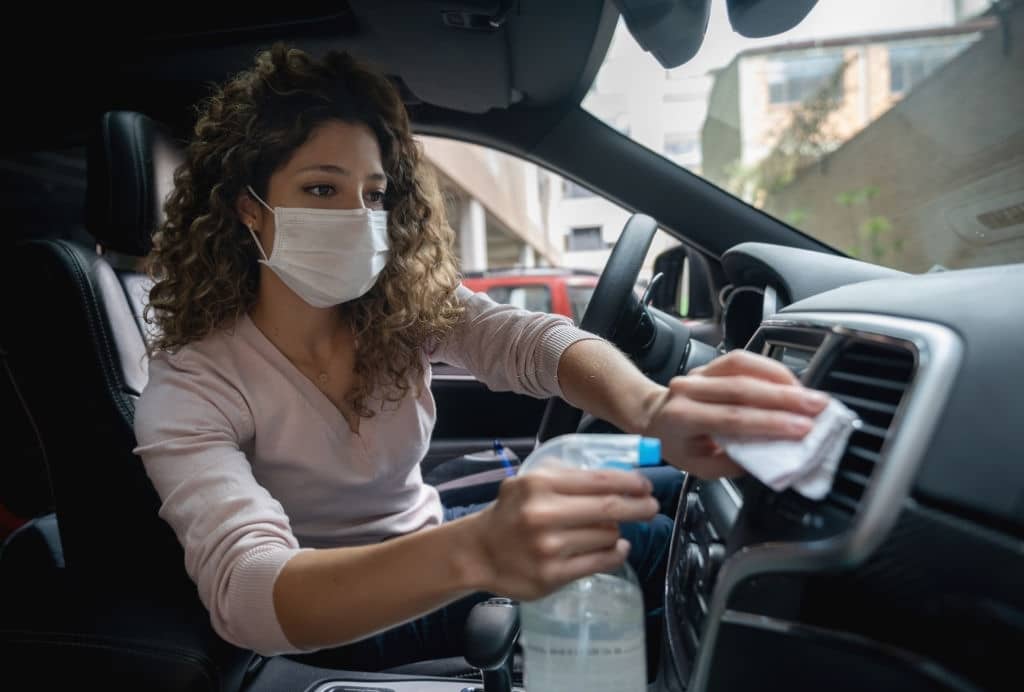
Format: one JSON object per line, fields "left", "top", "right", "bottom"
{"left": 725, "top": 57, "right": 849, "bottom": 204}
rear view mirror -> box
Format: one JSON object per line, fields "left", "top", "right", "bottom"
{"left": 613, "top": 0, "right": 711, "bottom": 68}
{"left": 649, "top": 244, "right": 716, "bottom": 319}
{"left": 725, "top": 0, "right": 819, "bottom": 38}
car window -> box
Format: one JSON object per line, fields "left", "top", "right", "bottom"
{"left": 567, "top": 285, "right": 597, "bottom": 325}
{"left": 583, "top": 1, "right": 1023, "bottom": 273}
{"left": 419, "top": 135, "right": 679, "bottom": 322}
{"left": 486, "top": 285, "right": 552, "bottom": 313}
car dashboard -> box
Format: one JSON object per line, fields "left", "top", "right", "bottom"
{"left": 660, "top": 244, "right": 1024, "bottom": 692}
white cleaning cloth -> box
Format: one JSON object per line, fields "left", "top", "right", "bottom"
{"left": 713, "top": 397, "right": 861, "bottom": 500}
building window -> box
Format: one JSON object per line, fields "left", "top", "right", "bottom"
{"left": 766, "top": 51, "right": 845, "bottom": 104}
{"left": 567, "top": 226, "right": 605, "bottom": 251}
{"left": 664, "top": 132, "right": 699, "bottom": 158}
{"left": 889, "top": 40, "right": 970, "bottom": 94}
{"left": 563, "top": 179, "right": 595, "bottom": 198}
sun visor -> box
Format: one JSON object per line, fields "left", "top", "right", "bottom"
{"left": 613, "top": 0, "right": 711, "bottom": 69}
{"left": 725, "top": 0, "right": 819, "bottom": 38}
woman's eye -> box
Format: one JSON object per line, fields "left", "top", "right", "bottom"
{"left": 305, "top": 184, "right": 335, "bottom": 198}
{"left": 366, "top": 190, "right": 386, "bottom": 205}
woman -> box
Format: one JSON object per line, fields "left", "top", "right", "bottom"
{"left": 134, "top": 44, "right": 827, "bottom": 670}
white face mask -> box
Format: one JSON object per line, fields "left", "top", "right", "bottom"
{"left": 245, "top": 185, "right": 390, "bottom": 308}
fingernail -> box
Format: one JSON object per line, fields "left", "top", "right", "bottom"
{"left": 789, "top": 415, "right": 814, "bottom": 435}
{"left": 804, "top": 391, "right": 829, "bottom": 412}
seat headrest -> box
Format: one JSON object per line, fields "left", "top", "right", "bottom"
{"left": 86, "top": 111, "right": 184, "bottom": 256}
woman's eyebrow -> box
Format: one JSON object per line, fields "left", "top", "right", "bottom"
{"left": 297, "top": 164, "right": 387, "bottom": 183}
{"left": 297, "top": 163, "right": 350, "bottom": 175}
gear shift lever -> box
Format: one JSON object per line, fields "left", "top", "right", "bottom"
{"left": 464, "top": 597, "right": 520, "bottom": 692}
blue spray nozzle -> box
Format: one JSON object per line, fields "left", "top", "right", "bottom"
{"left": 638, "top": 437, "right": 662, "bottom": 466}
{"left": 595, "top": 438, "right": 662, "bottom": 470}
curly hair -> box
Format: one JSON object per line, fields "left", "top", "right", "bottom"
{"left": 145, "top": 43, "right": 464, "bottom": 417}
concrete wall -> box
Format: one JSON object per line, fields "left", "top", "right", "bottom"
{"left": 766, "top": 9, "right": 1024, "bottom": 272}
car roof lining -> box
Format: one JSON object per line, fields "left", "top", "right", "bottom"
{"left": 6, "top": 1, "right": 616, "bottom": 154}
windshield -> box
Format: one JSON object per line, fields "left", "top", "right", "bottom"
{"left": 584, "top": 0, "right": 1024, "bottom": 273}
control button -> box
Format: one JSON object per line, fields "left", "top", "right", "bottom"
{"left": 680, "top": 493, "right": 700, "bottom": 529}
{"left": 705, "top": 543, "right": 726, "bottom": 590}
{"left": 682, "top": 544, "right": 702, "bottom": 587}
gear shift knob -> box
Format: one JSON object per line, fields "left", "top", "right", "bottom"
{"left": 464, "top": 597, "right": 520, "bottom": 692}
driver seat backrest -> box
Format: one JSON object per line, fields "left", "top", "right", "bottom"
{"left": 0, "top": 111, "right": 252, "bottom": 692}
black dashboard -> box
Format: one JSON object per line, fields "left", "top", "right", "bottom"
{"left": 661, "top": 245, "right": 1024, "bottom": 692}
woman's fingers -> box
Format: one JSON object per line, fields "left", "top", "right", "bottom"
{"left": 689, "top": 350, "right": 799, "bottom": 385}
{"left": 534, "top": 526, "right": 623, "bottom": 559}
{"left": 682, "top": 400, "right": 815, "bottom": 438}
{"left": 521, "top": 492, "right": 659, "bottom": 529}
{"left": 673, "top": 375, "right": 828, "bottom": 416}
{"left": 539, "top": 539, "right": 631, "bottom": 587}
{"left": 522, "top": 467, "right": 653, "bottom": 497}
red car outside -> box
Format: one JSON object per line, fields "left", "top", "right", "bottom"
{"left": 461, "top": 268, "right": 599, "bottom": 325}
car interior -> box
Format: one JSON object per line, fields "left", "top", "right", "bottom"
{"left": 1, "top": 1, "right": 1022, "bottom": 691}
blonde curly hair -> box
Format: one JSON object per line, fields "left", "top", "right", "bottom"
{"left": 145, "top": 43, "right": 464, "bottom": 417}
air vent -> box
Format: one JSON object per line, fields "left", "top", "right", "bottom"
{"left": 816, "top": 341, "right": 916, "bottom": 514}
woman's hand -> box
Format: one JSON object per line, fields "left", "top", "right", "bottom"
{"left": 460, "top": 468, "right": 657, "bottom": 600}
{"left": 644, "top": 350, "right": 829, "bottom": 478}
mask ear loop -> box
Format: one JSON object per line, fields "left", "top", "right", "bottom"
{"left": 245, "top": 223, "right": 269, "bottom": 261}
{"left": 244, "top": 185, "right": 272, "bottom": 261}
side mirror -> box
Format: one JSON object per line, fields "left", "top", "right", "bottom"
{"left": 650, "top": 245, "right": 716, "bottom": 319}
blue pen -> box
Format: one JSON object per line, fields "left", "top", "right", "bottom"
{"left": 493, "top": 439, "right": 517, "bottom": 477}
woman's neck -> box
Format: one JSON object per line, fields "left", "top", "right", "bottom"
{"left": 249, "top": 269, "right": 350, "bottom": 364}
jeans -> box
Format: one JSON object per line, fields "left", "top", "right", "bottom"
{"left": 289, "top": 466, "right": 683, "bottom": 673}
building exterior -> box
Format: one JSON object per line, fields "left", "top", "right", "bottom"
{"left": 761, "top": 10, "right": 1024, "bottom": 272}
{"left": 419, "top": 136, "right": 560, "bottom": 273}
{"left": 420, "top": 134, "right": 679, "bottom": 281}
{"left": 701, "top": 23, "right": 988, "bottom": 190}
{"left": 699, "top": 4, "right": 1024, "bottom": 273}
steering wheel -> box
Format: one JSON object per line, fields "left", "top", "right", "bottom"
{"left": 536, "top": 213, "right": 660, "bottom": 443}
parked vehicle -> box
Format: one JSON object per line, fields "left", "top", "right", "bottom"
{"left": 461, "top": 267, "right": 599, "bottom": 324}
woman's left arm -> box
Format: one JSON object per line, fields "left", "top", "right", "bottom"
{"left": 557, "top": 341, "right": 829, "bottom": 478}
{"left": 429, "top": 285, "right": 603, "bottom": 399}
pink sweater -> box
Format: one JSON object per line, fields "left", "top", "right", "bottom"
{"left": 132, "top": 285, "right": 600, "bottom": 655}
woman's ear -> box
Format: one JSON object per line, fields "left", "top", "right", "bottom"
{"left": 235, "top": 188, "right": 261, "bottom": 231}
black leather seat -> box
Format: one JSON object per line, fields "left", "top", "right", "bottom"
{"left": 0, "top": 111, "right": 253, "bottom": 692}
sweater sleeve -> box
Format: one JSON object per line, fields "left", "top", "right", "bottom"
{"left": 133, "top": 350, "right": 312, "bottom": 656}
{"left": 428, "top": 284, "right": 605, "bottom": 399}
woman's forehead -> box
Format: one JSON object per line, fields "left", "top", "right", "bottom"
{"left": 287, "top": 120, "right": 383, "bottom": 172}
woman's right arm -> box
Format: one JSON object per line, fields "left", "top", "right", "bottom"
{"left": 274, "top": 467, "right": 656, "bottom": 651}
{"left": 135, "top": 351, "right": 658, "bottom": 656}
